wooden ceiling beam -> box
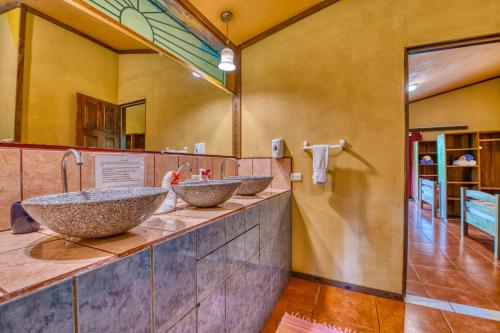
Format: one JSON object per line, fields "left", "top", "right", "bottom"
{"left": 156, "top": 0, "right": 237, "bottom": 51}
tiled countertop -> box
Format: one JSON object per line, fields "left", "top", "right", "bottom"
{"left": 0, "top": 188, "right": 289, "bottom": 304}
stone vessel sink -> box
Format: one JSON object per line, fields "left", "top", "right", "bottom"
{"left": 172, "top": 180, "right": 242, "bottom": 208}
{"left": 22, "top": 187, "right": 168, "bottom": 238}
{"left": 224, "top": 176, "right": 274, "bottom": 195}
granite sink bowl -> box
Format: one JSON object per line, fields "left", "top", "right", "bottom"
{"left": 224, "top": 176, "right": 274, "bottom": 195}
{"left": 172, "top": 180, "right": 242, "bottom": 208}
{"left": 21, "top": 187, "right": 168, "bottom": 238}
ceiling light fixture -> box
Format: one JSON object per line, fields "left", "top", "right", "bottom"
{"left": 192, "top": 71, "right": 201, "bottom": 78}
{"left": 218, "top": 11, "right": 236, "bottom": 72}
{"left": 408, "top": 83, "right": 418, "bottom": 92}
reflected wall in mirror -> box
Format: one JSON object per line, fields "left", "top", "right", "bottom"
{"left": 0, "top": 2, "right": 233, "bottom": 155}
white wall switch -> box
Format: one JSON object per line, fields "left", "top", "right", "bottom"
{"left": 290, "top": 173, "right": 302, "bottom": 182}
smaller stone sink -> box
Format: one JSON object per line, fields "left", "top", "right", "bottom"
{"left": 172, "top": 180, "right": 242, "bottom": 208}
{"left": 224, "top": 176, "right": 274, "bottom": 195}
{"left": 22, "top": 187, "right": 167, "bottom": 238}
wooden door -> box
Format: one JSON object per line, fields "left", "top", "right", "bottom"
{"left": 77, "top": 93, "right": 120, "bottom": 148}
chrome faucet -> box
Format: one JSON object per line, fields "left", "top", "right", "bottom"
{"left": 176, "top": 162, "right": 192, "bottom": 176}
{"left": 61, "top": 149, "right": 84, "bottom": 193}
{"left": 220, "top": 158, "right": 239, "bottom": 178}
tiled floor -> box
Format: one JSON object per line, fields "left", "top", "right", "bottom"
{"left": 262, "top": 200, "right": 500, "bottom": 332}
{"left": 263, "top": 278, "right": 500, "bottom": 332}
{"left": 408, "top": 200, "right": 500, "bottom": 310}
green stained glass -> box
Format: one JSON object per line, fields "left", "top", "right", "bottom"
{"left": 83, "top": 0, "right": 225, "bottom": 84}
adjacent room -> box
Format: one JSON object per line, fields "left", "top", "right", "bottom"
{"left": 407, "top": 40, "right": 500, "bottom": 314}
{"left": 0, "top": 0, "right": 499, "bottom": 332}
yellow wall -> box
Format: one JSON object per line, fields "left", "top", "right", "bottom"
{"left": 410, "top": 78, "right": 500, "bottom": 140}
{"left": 18, "top": 14, "right": 232, "bottom": 154}
{"left": 241, "top": 0, "right": 500, "bottom": 293}
{"left": 22, "top": 13, "right": 118, "bottom": 146}
{"left": 118, "top": 54, "right": 232, "bottom": 155}
{"left": 0, "top": 9, "right": 20, "bottom": 141}
{"left": 125, "top": 103, "right": 146, "bottom": 135}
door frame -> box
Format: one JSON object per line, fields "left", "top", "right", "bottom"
{"left": 119, "top": 99, "right": 146, "bottom": 150}
{"left": 402, "top": 32, "right": 500, "bottom": 296}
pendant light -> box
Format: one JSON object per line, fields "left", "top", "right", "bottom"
{"left": 218, "top": 11, "right": 236, "bottom": 72}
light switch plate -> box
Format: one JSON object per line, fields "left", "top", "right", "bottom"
{"left": 290, "top": 173, "right": 302, "bottom": 182}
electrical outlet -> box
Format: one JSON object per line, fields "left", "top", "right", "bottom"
{"left": 290, "top": 173, "right": 302, "bottom": 182}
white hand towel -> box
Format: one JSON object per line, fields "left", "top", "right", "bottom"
{"left": 312, "top": 145, "right": 329, "bottom": 184}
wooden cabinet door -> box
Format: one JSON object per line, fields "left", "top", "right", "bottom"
{"left": 77, "top": 93, "right": 119, "bottom": 148}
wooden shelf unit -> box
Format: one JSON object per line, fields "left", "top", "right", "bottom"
{"left": 479, "top": 131, "right": 500, "bottom": 194}
{"left": 437, "top": 131, "right": 500, "bottom": 220}
{"left": 413, "top": 140, "right": 437, "bottom": 200}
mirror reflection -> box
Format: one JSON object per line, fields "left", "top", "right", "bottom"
{"left": 0, "top": 4, "right": 233, "bottom": 155}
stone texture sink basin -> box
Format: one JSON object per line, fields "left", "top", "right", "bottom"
{"left": 224, "top": 176, "right": 274, "bottom": 195}
{"left": 22, "top": 187, "right": 167, "bottom": 238}
{"left": 172, "top": 180, "right": 242, "bottom": 208}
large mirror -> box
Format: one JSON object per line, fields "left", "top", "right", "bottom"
{"left": 0, "top": 2, "right": 233, "bottom": 155}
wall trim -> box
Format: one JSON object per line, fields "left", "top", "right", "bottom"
{"left": 292, "top": 272, "right": 404, "bottom": 301}
{"left": 239, "top": 0, "right": 341, "bottom": 49}
{"left": 0, "top": 0, "right": 20, "bottom": 15}
{"left": 407, "top": 33, "right": 500, "bottom": 55}
{"left": 232, "top": 47, "right": 242, "bottom": 157}
{"left": 13, "top": 4, "right": 27, "bottom": 143}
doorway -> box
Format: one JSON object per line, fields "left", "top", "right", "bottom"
{"left": 120, "top": 100, "right": 146, "bottom": 151}
{"left": 404, "top": 35, "right": 500, "bottom": 310}
{"left": 76, "top": 93, "right": 120, "bottom": 148}
{"left": 76, "top": 94, "right": 146, "bottom": 150}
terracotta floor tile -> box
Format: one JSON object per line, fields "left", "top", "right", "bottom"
{"left": 312, "top": 285, "right": 378, "bottom": 331}
{"left": 376, "top": 298, "right": 452, "bottom": 333}
{"left": 486, "top": 294, "right": 500, "bottom": 311}
{"left": 462, "top": 273, "right": 500, "bottom": 295}
{"left": 279, "top": 277, "right": 320, "bottom": 312}
{"left": 408, "top": 242, "right": 437, "bottom": 254}
{"left": 450, "top": 252, "right": 500, "bottom": 277}
{"left": 409, "top": 232, "right": 433, "bottom": 244}
{"left": 407, "top": 264, "right": 419, "bottom": 282}
{"left": 408, "top": 200, "right": 498, "bottom": 310}
{"left": 442, "top": 311, "right": 500, "bottom": 333}
{"left": 375, "top": 297, "right": 405, "bottom": 333}
{"left": 406, "top": 281, "right": 428, "bottom": 297}
{"left": 311, "top": 314, "right": 376, "bottom": 332}
{"left": 423, "top": 285, "right": 497, "bottom": 310}
{"left": 262, "top": 299, "right": 312, "bottom": 333}
{"left": 412, "top": 266, "right": 476, "bottom": 292}
{"left": 409, "top": 252, "right": 456, "bottom": 270}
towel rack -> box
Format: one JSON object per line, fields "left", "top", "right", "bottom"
{"left": 303, "top": 139, "right": 347, "bottom": 151}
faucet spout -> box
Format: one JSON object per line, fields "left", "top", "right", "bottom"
{"left": 221, "top": 158, "right": 239, "bottom": 178}
{"left": 61, "top": 149, "right": 84, "bottom": 193}
{"left": 176, "top": 162, "right": 192, "bottom": 175}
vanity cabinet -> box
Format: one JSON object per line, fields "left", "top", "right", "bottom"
{"left": 0, "top": 191, "right": 291, "bottom": 333}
